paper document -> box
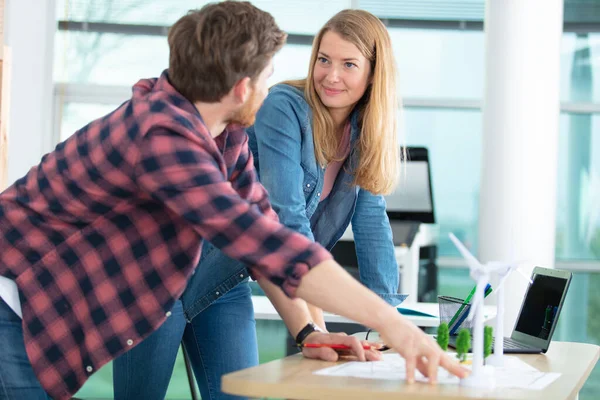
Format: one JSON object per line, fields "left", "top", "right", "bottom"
{"left": 314, "top": 353, "right": 560, "bottom": 391}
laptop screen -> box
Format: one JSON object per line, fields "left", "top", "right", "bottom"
{"left": 514, "top": 274, "right": 569, "bottom": 340}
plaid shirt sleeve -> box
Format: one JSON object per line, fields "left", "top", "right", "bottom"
{"left": 136, "top": 129, "right": 331, "bottom": 297}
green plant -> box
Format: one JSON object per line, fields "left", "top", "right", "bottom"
{"left": 456, "top": 328, "right": 471, "bottom": 362}
{"left": 484, "top": 325, "right": 493, "bottom": 359}
{"left": 437, "top": 322, "right": 449, "bottom": 351}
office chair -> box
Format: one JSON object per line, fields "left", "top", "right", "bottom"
{"left": 182, "top": 343, "right": 200, "bottom": 400}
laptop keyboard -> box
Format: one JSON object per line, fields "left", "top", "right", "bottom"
{"left": 501, "top": 337, "right": 539, "bottom": 350}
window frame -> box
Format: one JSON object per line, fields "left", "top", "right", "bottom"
{"left": 52, "top": 21, "right": 600, "bottom": 270}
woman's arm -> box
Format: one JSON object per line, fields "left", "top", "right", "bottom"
{"left": 351, "top": 189, "right": 404, "bottom": 305}
{"left": 251, "top": 90, "right": 315, "bottom": 240}
{"left": 307, "top": 304, "right": 326, "bottom": 331}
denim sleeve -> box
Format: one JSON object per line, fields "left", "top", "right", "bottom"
{"left": 351, "top": 188, "right": 405, "bottom": 306}
{"left": 252, "top": 92, "right": 315, "bottom": 242}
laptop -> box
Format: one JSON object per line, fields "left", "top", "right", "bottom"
{"left": 447, "top": 266, "right": 572, "bottom": 354}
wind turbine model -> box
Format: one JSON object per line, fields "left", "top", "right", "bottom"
{"left": 485, "top": 262, "right": 533, "bottom": 367}
{"left": 448, "top": 233, "right": 497, "bottom": 388}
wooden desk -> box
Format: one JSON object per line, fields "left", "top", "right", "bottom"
{"left": 222, "top": 341, "right": 599, "bottom": 400}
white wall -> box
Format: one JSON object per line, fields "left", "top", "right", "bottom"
{"left": 4, "top": 0, "right": 55, "bottom": 183}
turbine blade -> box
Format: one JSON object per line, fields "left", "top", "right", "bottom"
{"left": 515, "top": 267, "right": 534, "bottom": 284}
{"left": 495, "top": 273, "right": 510, "bottom": 294}
{"left": 448, "top": 233, "right": 483, "bottom": 271}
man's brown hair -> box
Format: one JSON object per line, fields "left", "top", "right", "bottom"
{"left": 168, "top": 1, "right": 287, "bottom": 103}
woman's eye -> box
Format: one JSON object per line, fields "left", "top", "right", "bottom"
{"left": 318, "top": 57, "right": 329, "bottom": 64}
{"left": 345, "top": 62, "right": 357, "bottom": 68}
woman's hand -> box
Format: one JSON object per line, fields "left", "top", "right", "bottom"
{"left": 378, "top": 315, "right": 470, "bottom": 384}
{"left": 300, "top": 332, "right": 382, "bottom": 362}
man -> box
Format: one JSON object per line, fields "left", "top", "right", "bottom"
{"left": 0, "top": 2, "right": 467, "bottom": 399}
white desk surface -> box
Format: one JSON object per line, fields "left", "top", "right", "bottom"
{"left": 252, "top": 296, "right": 496, "bottom": 328}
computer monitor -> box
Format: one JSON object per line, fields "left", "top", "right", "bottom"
{"left": 385, "top": 147, "right": 435, "bottom": 224}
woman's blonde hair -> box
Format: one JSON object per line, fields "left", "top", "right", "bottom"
{"left": 284, "top": 9, "right": 401, "bottom": 195}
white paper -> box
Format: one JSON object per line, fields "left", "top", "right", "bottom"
{"left": 314, "top": 353, "right": 560, "bottom": 391}
{"left": 0, "top": 275, "right": 22, "bottom": 318}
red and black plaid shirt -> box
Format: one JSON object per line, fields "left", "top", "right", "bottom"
{"left": 0, "top": 71, "right": 331, "bottom": 400}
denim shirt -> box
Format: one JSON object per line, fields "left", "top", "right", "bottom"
{"left": 181, "top": 84, "right": 405, "bottom": 321}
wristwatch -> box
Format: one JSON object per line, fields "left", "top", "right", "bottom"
{"left": 295, "top": 322, "right": 324, "bottom": 345}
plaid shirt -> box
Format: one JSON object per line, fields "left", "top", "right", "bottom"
{"left": 0, "top": 71, "right": 331, "bottom": 400}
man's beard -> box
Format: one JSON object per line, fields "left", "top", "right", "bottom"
{"left": 229, "top": 89, "right": 262, "bottom": 127}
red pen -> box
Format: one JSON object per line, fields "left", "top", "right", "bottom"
{"left": 298, "top": 343, "right": 372, "bottom": 350}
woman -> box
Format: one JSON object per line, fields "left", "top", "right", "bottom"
{"left": 248, "top": 8, "right": 404, "bottom": 318}
{"left": 115, "top": 9, "right": 408, "bottom": 400}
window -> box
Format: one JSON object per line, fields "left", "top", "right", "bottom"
{"left": 560, "top": 33, "right": 600, "bottom": 103}
{"left": 54, "top": 2, "right": 600, "bottom": 265}
{"left": 58, "top": 103, "right": 121, "bottom": 141}
{"left": 54, "top": 31, "right": 168, "bottom": 86}
{"left": 402, "top": 108, "right": 482, "bottom": 257}
{"left": 556, "top": 113, "right": 600, "bottom": 260}
{"left": 390, "top": 29, "right": 485, "bottom": 99}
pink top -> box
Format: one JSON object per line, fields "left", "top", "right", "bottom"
{"left": 320, "top": 123, "right": 352, "bottom": 201}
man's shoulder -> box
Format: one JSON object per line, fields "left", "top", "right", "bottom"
{"left": 130, "top": 72, "right": 205, "bottom": 135}
{"left": 128, "top": 91, "right": 211, "bottom": 146}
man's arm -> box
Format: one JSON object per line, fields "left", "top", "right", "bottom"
{"left": 296, "top": 260, "right": 470, "bottom": 383}
{"left": 137, "top": 130, "right": 468, "bottom": 381}
{"left": 257, "top": 276, "right": 380, "bottom": 362}
{"left": 136, "top": 129, "right": 329, "bottom": 296}
{"left": 257, "top": 277, "right": 313, "bottom": 339}
{"left": 232, "top": 130, "right": 329, "bottom": 331}
{"left": 242, "top": 166, "right": 328, "bottom": 331}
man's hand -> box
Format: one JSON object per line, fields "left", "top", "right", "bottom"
{"left": 296, "top": 260, "right": 470, "bottom": 384}
{"left": 378, "top": 314, "right": 470, "bottom": 384}
{"left": 300, "top": 332, "right": 382, "bottom": 362}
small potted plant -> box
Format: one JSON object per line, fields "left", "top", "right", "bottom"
{"left": 437, "top": 322, "right": 449, "bottom": 351}
{"left": 484, "top": 325, "right": 493, "bottom": 362}
{"left": 456, "top": 328, "right": 471, "bottom": 363}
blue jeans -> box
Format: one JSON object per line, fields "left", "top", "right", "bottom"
{"left": 113, "top": 281, "right": 257, "bottom": 400}
{"left": 0, "top": 298, "right": 50, "bottom": 400}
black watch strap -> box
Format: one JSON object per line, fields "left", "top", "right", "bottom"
{"left": 295, "top": 322, "right": 323, "bottom": 345}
